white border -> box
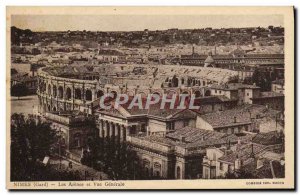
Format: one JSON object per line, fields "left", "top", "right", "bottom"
{"left": 1, "top": 0, "right": 299, "bottom": 194}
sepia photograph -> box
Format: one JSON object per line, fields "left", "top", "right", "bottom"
{"left": 6, "top": 6, "right": 295, "bottom": 190}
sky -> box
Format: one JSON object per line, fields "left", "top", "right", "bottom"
{"left": 11, "top": 15, "right": 283, "bottom": 32}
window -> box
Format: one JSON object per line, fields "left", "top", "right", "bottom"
{"left": 204, "top": 169, "right": 209, "bottom": 179}
{"left": 155, "top": 171, "right": 160, "bottom": 177}
{"left": 85, "top": 90, "right": 92, "bottom": 101}
{"left": 213, "top": 153, "right": 216, "bottom": 161}
{"left": 219, "top": 90, "right": 221, "bottom": 94}
{"left": 141, "top": 124, "right": 146, "bottom": 132}
{"left": 176, "top": 166, "right": 181, "bottom": 179}
{"left": 170, "top": 122, "right": 174, "bottom": 130}
{"left": 247, "top": 93, "right": 249, "bottom": 96}
{"left": 220, "top": 162, "right": 224, "bottom": 171}
{"left": 183, "top": 120, "right": 189, "bottom": 127}
{"left": 215, "top": 90, "right": 217, "bottom": 93}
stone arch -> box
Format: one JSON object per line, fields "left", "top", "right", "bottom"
{"left": 53, "top": 106, "right": 57, "bottom": 111}
{"left": 187, "top": 78, "right": 192, "bottom": 86}
{"left": 167, "top": 90, "right": 177, "bottom": 98}
{"left": 192, "top": 79, "right": 196, "bottom": 86}
{"left": 66, "top": 87, "right": 72, "bottom": 100}
{"left": 153, "top": 162, "right": 162, "bottom": 177}
{"left": 143, "top": 159, "right": 151, "bottom": 167}
{"left": 75, "top": 88, "right": 82, "bottom": 100}
{"left": 58, "top": 86, "right": 64, "bottom": 99}
{"left": 127, "top": 90, "right": 135, "bottom": 97}
{"left": 97, "top": 90, "right": 104, "bottom": 98}
{"left": 172, "top": 75, "right": 179, "bottom": 87}
{"left": 47, "top": 104, "right": 51, "bottom": 112}
{"left": 152, "top": 91, "right": 161, "bottom": 96}
{"left": 53, "top": 85, "right": 57, "bottom": 97}
{"left": 110, "top": 91, "right": 118, "bottom": 99}
{"left": 142, "top": 159, "right": 151, "bottom": 176}
{"left": 138, "top": 91, "right": 147, "bottom": 99}
{"left": 205, "top": 64, "right": 214, "bottom": 68}
{"left": 204, "top": 89, "right": 211, "bottom": 96}
{"left": 194, "top": 90, "right": 201, "bottom": 98}
{"left": 181, "top": 78, "right": 185, "bottom": 85}
{"left": 85, "top": 89, "right": 92, "bottom": 101}
{"left": 43, "top": 82, "right": 47, "bottom": 93}
{"left": 198, "top": 80, "right": 202, "bottom": 86}
{"left": 182, "top": 91, "right": 190, "bottom": 95}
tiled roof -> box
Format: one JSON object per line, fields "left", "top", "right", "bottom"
{"left": 194, "top": 96, "right": 235, "bottom": 105}
{"left": 218, "top": 143, "right": 267, "bottom": 164}
{"left": 186, "top": 133, "right": 253, "bottom": 149}
{"left": 137, "top": 135, "right": 183, "bottom": 147}
{"left": 134, "top": 126, "right": 233, "bottom": 149}
{"left": 243, "top": 159, "right": 285, "bottom": 178}
{"left": 166, "top": 126, "right": 225, "bottom": 143}
{"left": 272, "top": 79, "right": 284, "bottom": 85}
{"left": 98, "top": 49, "right": 124, "bottom": 56}
{"left": 200, "top": 104, "right": 280, "bottom": 128}
{"left": 252, "top": 131, "right": 283, "bottom": 145}
{"left": 252, "top": 91, "right": 284, "bottom": 99}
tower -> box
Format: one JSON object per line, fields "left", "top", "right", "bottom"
{"left": 204, "top": 51, "right": 215, "bottom": 67}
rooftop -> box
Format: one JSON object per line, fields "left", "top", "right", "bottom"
{"left": 218, "top": 143, "right": 267, "bottom": 164}
{"left": 272, "top": 79, "right": 284, "bottom": 85}
{"left": 97, "top": 99, "right": 200, "bottom": 120}
{"left": 252, "top": 131, "right": 283, "bottom": 146}
{"left": 130, "top": 126, "right": 254, "bottom": 155}
{"left": 200, "top": 104, "right": 280, "bottom": 128}
{"left": 40, "top": 64, "right": 238, "bottom": 85}
{"left": 210, "top": 82, "right": 260, "bottom": 91}
{"left": 252, "top": 91, "right": 284, "bottom": 99}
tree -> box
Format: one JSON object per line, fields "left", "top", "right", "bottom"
{"left": 11, "top": 83, "right": 29, "bottom": 100}
{"left": 82, "top": 137, "right": 150, "bottom": 180}
{"left": 224, "top": 169, "right": 255, "bottom": 179}
{"left": 10, "top": 113, "right": 58, "bottom": 181}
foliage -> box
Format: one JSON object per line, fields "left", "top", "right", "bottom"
{"left": 251, "top": 68, "right": 276, "bottom": 91}
{"left": 224, "top": 169, "right": 256, "bottom": 179}
{"left": 81, "top": 137, "right": 154, "bottom": 180}
{"left": 10, "top": 113, "right": 59, "bottom": 181}
{"left": 11, "top": 83, "right": 29, "bottom": 99}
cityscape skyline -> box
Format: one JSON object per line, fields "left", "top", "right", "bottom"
{"left": 11, "top": 15, "right": 283, "bottom": 32}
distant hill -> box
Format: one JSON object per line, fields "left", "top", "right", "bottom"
{"left": 11, "top": 26, "right": 35, "bottom": 45}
